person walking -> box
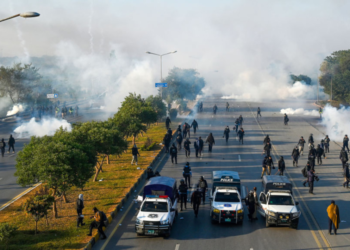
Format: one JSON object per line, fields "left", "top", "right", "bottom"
{"left": 291, "top": 146, "right": 300, "bottom": 167}
{"left": 266, "top": 156, "right": 274, "bottom": 175}
{"left": 197, "top": 176, "right": 208, "bottom": 204}
{"left": 206, "top": 133, "right": 215, "bottom": 152}
{"left": 178, "top": 179, "right": 188, "bottom": 211}
{"left": 76, "top": 194, "right": 85, "bottom": 227}
{"left": 191, "top": 189, "right": 202, "bottom": 218}
{"left": 176, "top": 131, "right": 183, "bottom": 150}
{"left": 263, "top": 135, "right": 270, "bottom": 146}
{"left": 191, "top": 119, "right": 198, "bottom": 134}
{"left": 302, "top": 162, "right": 312, "bottom": 187}
{"left": 87, "top": 207, "right": 107, "bottom": 239}
{"left": 198, "top": 137, "right": 204, "bottom": 157}
{"left": 298, "top": 136, "right": 306, "bottom": 155}
{"left": 170, "top": 143, "right": 178, "bottom": 164}
{"left": 239, "top": 115, "right": 244, "bottom": 128}
{"left": 264, "top": 142, "right": 271, "bottom": 157}
{"left": 1, "top": 139, "right": 6, "bottom": 157}
{"left": 184, "top": 138, "right": 191, "bottom": 158}
{"left": 223, "top": 126, "right": 230, "bottom": 143}
{"left": 183, "top": 162, "right": 192, "bottom": 187}
{"left": 234, "top": 119, "right": 239, "bottom": 134}
{"left": 343, "top": 163, "right": 349, "bottom": 188}
{"left": 308, "top": 169, "right": 317, "bottom": 194}
{"left": 238, "top": 128, "right": 245, "bottom": 144}
{"left": 284, "top": 113, "right": 289, "bottom": 125}
{"left": 343, "top": 135, "right": 350, "bottom": 152}
{"left": 257, "top": 107, "right": 261, "bottom": 118}
{"left": 339, "top": 148, "right": 348, "bottom": 169}
{"left": 308, "top": 147, "right": 316, "bottom": 170}
{"left": 277, "top": 156, "right": 285, "bottom": 175}
{"left": 182, "top": 123, "right": 189, "bottom": 139}
{"left": 327, "top": 201, "right": 340, "bottom": 235}
{"left": 176, "top": 125, "right": 182, "bottom": 134}
{"left": 246, "top": 191, "right": 256, "bottom": 221}
{"left": 163, "top": 133, "right": 171, "bottom": 153}
{"left": 324, "top": 135, "right": 330, "bottom": 153}
{"left": 213, "top": 104, "right": 218, "bottom": 115}
{"left": 165, "top": 116, "right": 171, "bottom": 130}
{"left": 8, "top": 135, "right": 15, "bottom": 154}
{"left": 253, "top": 187, "right": 258, "bottom": 220}
{"left": 226, "top": 102, "right": 230, "bottom": 112}
{"left": 131, "top": 144, "right": 140, "bottom": 165}
{"left": 261, "top": 156, "right": 268, "bottom": 178}
{"left": 146, "top": 167, "right": 154, "bottom": 180}
{"left": 308, "top": 133, "right": 314, "bottom": 149}
{"left": 194, "top": 138, "right": 199, "bottom": 158}
{"left": 316, "top": 144, "right": 324, "bottom": 165}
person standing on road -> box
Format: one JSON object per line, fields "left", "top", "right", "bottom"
{"left": 238, "top": 128, "right": 245, "bottom": 145}
{"left": 343, "top": 135, "right": 350, "bottom": 152}
{"left": 176, "top": 131, "right": 183, "bottom": 150}
{"left": 324, "top": 135, "right": 330, "bottom": 153}
{"left": 223, "top": 126, "right": 230, "bottom": 143}
{"left": 1, "top": 139, "right": 6, "bottom": 157}
{"left": 246, "top": 191, "right": 256, "bottom": 221}
{"left": 308, "top": 146, "right": 316, "bottom": 170}
{"left": 298, "top": 136, "right": 306, "bottom": 155}
{"left": 8, "top": 135, "right": 15, "bottom": 154}
{"left": 226, "top": 102, "right": 230, "bottom": 112}
{"left": 266, "top": 156, "right": 274, "bottom": 175}
{"left": 253, "top": 187, "right": 258, "bottom": 220}
{"left": 213, "top": 104, "right": 218, "bottom": 115}
{"left": 319, "top": 107, "right": 323, "bottom": 119}
{"left": 316, "top": 144, "right": 324, "bottom": 165}
{"left": 264, "top": 141, "right": 271, "bottom": 156}
{"left": 257, "top": 107, "right": 261, "bottom": 118}
{"left": 278, "top": 156, "right": 285, "bottom": 175}
{"left": 165, "top": 116, "right": 171, "bottom": 130}
{"left": 170, "top": 143, "right": 178, "bottom": 164}
{"left": 146, "top": 167, "right": 154, "bottom": 180}
{"left": 176, "top": 125, "right": 182, "bottom": 134}
{"left": 198, "top": 137, "right": 204, "bottom": 157}
{"left": 343, "top": 163, "right": 349, "bottom": 188}
{"left": 234, "top": 119, "right": 240, "bottom": 134}
{"left": 206, "top": 133, "right": 215, "bottom": 152}
{"left": 308, "top": 133, "right": 314, "bottom": 149}
{"left": 302, "top": 162, "right": 312, "bottom": 187}
{"left": 239, "top": 115, "right": 244, "bottom": 128}
{"left": 131, "top": 144, "right": 140, "bottom": 165}
{"left": 197, "top": 176, "right": 208, "bottom": 204}
{"left": 178, "top": 179, "right": 188, "bottom": 211}
{"left": 183, "top": 123, "right": 189, "bottom": 139}
{"left": 191, "top": 119, "right": 198, "bottom": 134}
{"left": 184, "top": 138, "right": 191, "bottom": 158}
{"left": 339, "top": 148, "right": 348, "bottom": 169}
{"left": 291, "top": 146, "right": 300, "bottom": 167}
{"left": 194, "top": 138, "right": 199, "bottom": 158}
{"left": 167, "top": 127, "right": 173, "bottom": 139}
{"left": 263, "top": 135, "right": 270, "bottom": 146}
{"left": 191, "top": 189, "right": 202, "bottom": 218}
{"left": 163, "top": 133, "right": 171, "bottom": 153}
{"left": 284, "top": 113, "right": 289, "bottom": 125}
{"left": 183, "top": 162, "right": 192, "bottom": 187}
{"left": 87, "top": 207, "right": 107, "bottom": 239}
{"left": 327, "top": 201, "right": 340, "bottom": 235}
{"left": 261, "top": 156, "right": 268, "bottom": 178}
{"left": 308, "top": 169, "right": 317, "bottom": 194}
{"left": 76, "top": 194, "right": 85, "bottom": 227}
{"left": 320, "top": 139, "right": 327, "bottom": 159}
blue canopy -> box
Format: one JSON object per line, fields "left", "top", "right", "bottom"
{"left": 143, "top": 176, "right": 177, "bottom": 201}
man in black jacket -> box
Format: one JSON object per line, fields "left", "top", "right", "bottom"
{"left": 263, "top": 135, "right": 270, "bottom": 145}
{"left": 8, "top": 134, "right": 15, "bottom": 154}
{"left": 165, "top": 117, "right": 171, "bottom": 130}
{"left": 266, "top": 156, "right": 274, "bottom": 175}
{"left": 178, "top": 179, "right": 188, "bottom": 211}
{"left": 298, "top": 136, "right": 306, "bottom": 155}
{"left": 163, "top": 133, "right": 171, "bottom": 153}
{"left": 264, "top": 142, "right": 272, "bottom": 157}
{"left": 176, "top": 131, "right": 183, "bottom": 150}
{"left": 324, "top": 135, "right": 330, "bottom": 153}
{"left": 291, "top": 146, "right": 300, "bottom": 167}
{"left": 131, "top": 144, "right": 140, "bottom": 165}
{"left": 191, "top": 120, "right": 198, "bottom": 134}
{"left": 191, "top": 189, "right": 202, "bottom": 217}
{"left": 213, "top": 104, "right": 218, "bottom": 114}
{"left": 197, "top": 176, "right": 208, "bottom": 204}
{"left": 183, "top": 162, "right": 192, "bottom": 187}
{"left": 238, "top": 128, "right": 245, "bottom": 144}
{"left": 278, "top": 156, "right": 285, "bottom": 176}
{"left": 343, "top": 135, "right": 350, "bottom": 152}
{"left": 1, "top": 139, "right": 6, "bottom": 157}
{"left": 340, "top": 149, "right": 348, "bottom": 169}
{"left": 284, "top": 114, "right": 289, "bottom": 125}
{"left": 343, "top": 163, "right": 350, "bottom": 188}
{"left": 308, "top": 146, "right": 316, "bottom": 170}
{"left": 198, "top": 137, "right": 204, "bottom": 157}
{"left": 194, "top": 138, "right": 199, "bottom": 158}
{"left": 316, "top": 144, "right": 324, "bottom": 165}
{"left": 170, "top": 143, "right": 178, "bottom": 164}
{"left": 184, "top": 138, "right": 191, "bottom": 158}
{"left": 261, "top": 156, "right": 268, "bottom": 178}
{"left": 308, "top": 133, "right": 314, "bottom": 149}
{"left": 302, "top": 162, "right": 312, "bottom": 187}
{"left": 223, "top": 126, "right": 230, "bottom": 143}
{"left": 76, "top": 194, "right": 85, "bottom": 227}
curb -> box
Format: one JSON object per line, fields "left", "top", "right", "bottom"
{"left": 83, "top": 104, "right": 197, "bottom": 250}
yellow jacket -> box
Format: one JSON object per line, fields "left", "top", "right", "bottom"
{"left": 327, "top": 204, "right": 340, "bottom": 229}
{"left": 94, "top": 211, "right": 101, "bottom": 222}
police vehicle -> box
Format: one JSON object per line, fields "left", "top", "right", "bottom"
{"left": 209, "top": 171, "right": 245, "bottom": 224}
{"left": 258, "top": 175, "right": 301, "bottom": 229}
{"left": 135, "top": 176, "right": 178, "bottom": 237}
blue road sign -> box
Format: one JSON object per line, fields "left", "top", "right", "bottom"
{"left": 155, "top": 83, "right": 167, "bottom": 87}
{"left": 54, "top": 94, "right": 58, "bottom": 98}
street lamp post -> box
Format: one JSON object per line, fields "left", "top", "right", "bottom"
{"left": 0, "top": 12, "right": 40, "bottom": 23}
{"left": 146, "top": 51, "right": 177, "bottom": 99}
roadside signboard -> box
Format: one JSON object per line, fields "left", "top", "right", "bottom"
{"left": 155, "top": 83, "right": 167, "bottom": 87}
{"left": 47, "top": 94, "right": 58, "bottom": 98}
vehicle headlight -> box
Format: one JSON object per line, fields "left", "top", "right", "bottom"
{"left": 213, "top": 208, "right": 220, "bottom": 213}
{"left": 160, "top": 219, "right": 169, "bottom": 225}
{"left": 237, "top": 209, "right": 244, "bottom": 214}
{"left": 292, "top": 211, "right": 301, "bottom": 218}
{"left": 136, "top": 218, "right": 143, "bottom": 225}
{"left": 267, "top": 210, "right": 276, "bottom": 217}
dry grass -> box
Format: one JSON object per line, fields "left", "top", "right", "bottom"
{"left": 0, "top": 122, "right": 178, "bottom": 250}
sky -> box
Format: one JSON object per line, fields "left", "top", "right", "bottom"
{"left": 1, "top": 0, "right": 350, "bottom": 102}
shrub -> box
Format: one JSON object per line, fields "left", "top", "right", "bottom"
{"left": 0, "top": 223, "right": 18, "bottom": 246}
{"left": 169, "top": 109, "right": 178, "bottom": 120}
{"left": 140, "top": 137, "right": 157, "bottom": 151}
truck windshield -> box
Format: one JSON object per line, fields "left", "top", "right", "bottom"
{"left": 215, "top": 192, "right": 240, "bottom": 202}
{"left": 141, "top": 201, "right": 168, "bottom": 212}
{"left": 269, "top": 195, "right": 294, "bottom": 205}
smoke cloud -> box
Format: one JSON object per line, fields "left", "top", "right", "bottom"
{"left": 280, "top": 108, "right": 319, "bottom": 116}
{"left": 7, "top": 104, "right": 25, "bottom": 116}
{"left": 14, "top": 118, "right": 72, "bottom": 138}
{"left": 321, "top": 105, "right": 350, "bottom": 142}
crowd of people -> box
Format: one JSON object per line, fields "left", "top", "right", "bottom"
{"left": 30, "top": 102, "right": 79, "bottom": 120}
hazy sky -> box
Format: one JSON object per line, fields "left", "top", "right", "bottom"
{"left": 1, "top": 0, "right": 349, "bottom": 99}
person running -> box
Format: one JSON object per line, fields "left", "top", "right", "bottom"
{"left": 206, "top": 133, "right": 215, "bottom": 152}
{"left": 239, "top": 115, "right": 244, "bottom": 128}
{"left": 213, "top": 104, "right": 218, "bottom": 115}
{"left": 223, "top": 126, "right": 230, "bottom": 143}
{"left": 308, "top": 134, "right": 314, "bottom": 150}
{"left": 198, "top": 137, "right": 204, "bottom": 157}
{"left": 234, "top": 119, "right": 240, "bottom": 134}
{"left": 257, "top": 107, "right": 261, "bottom": 118}
{"left": 339, "top": 148, "right": 348, "bottom": 169}
{"left": 266, "top": 156, "right": 274, "bottom": 175}
{"left": 264, "top": 142, "right": 271, "bottom": 157}
{"left": 238, "top": 128, "right": 245, "bottom": 145}
{"left": 194, "top": 138, "right": 199, "bottom": 158}
{"left": 263, "top": 135, "right": 270, "bottom": 146}
{"left": 343, "top": 163, "right": 349, "bottom": 188}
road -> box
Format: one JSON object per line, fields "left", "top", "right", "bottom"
{"left": 0, "top": 105, "right": 108, "bottom": 207}
{"left": 93, "top": 98, "right": 350, "bottom": 250}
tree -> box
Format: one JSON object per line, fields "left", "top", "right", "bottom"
{"left": 290, "top": 74, "right": 311, "bottom": 85}
{"left": 319, "top": 50, "right": 350, "bottom": 103}
{"left": 72, "top": 120, "right": 127, "bottom": 182}
{"left": 0, "top": 223, "right": 18, "bottom": 248}
{"left": 15, "top": 132, "right": 96, "bottom": 218}
{"left": 145, "top": 95, "right": 167, "bottom": 122}
{"left": 163, "top": 67, "right": 206, "bottom": 102}
{"left": 23, "top": 195, "right": 54, "bottom": 234}
{"left": 113, "top": 93, "right": 157, "bottom": 144}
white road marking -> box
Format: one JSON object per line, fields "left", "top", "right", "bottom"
{"left": 0, "top": 178, "right": 2, "bottom": 181}
{"left": 175, "top": 244, "right": 180, "bottom": 250}
{"left": 250, "top": 248, "right": 254, "bottom": 250}
{"left": 238, "top": 155, "right": 241, "bottom": 162}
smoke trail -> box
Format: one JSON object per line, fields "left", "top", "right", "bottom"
{"left": 88, "top": 0, "right": 94, "bottom": 54}
{"left": 14, "top": 118, "right": 72, "bottom": 138}
{"left": 8, "top": 0, "right": 30, "bottom": 62}
{"left": 7, "top": 104, "right": 26, "bottom": 116}
{"left": 321, "top": 105, "right": 350, "bottom": 142}
{"left": 280, "top": 108, "right": 319, "bottom": 116}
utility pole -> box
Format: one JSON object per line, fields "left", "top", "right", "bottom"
{"left": 331, "top": 78, "right": 333, "bottom": 102}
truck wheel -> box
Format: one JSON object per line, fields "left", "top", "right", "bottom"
{"left": 265, "top": 217, "right": 270, "bottom": 228}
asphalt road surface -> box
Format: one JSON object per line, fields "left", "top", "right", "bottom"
{"left": 0, "top": 105, "right": 108, "bottom": 207}
{"left": 93, "top": 98, "right": 350, "bottom": 250}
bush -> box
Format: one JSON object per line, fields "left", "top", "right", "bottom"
{"left": 140, "top": 137, "right": 157, "bottom": 151}
{"left": 0, "top": 223, "right": 18, "bottom": 246}
{"left": 169, "top": 109, "right": 177, "bottom": 120}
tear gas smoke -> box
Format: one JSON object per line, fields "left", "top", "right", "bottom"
{"left": 7, "top": 104, "right": 25, "bottom": 116}
{"left": 14, "top": 118, "right": 72, "bottom": 138}
{"left": 280, "top": 108, "right": 319, "bottom": 116}
{"left": 321, "top": 105, "right": 350, "bottom": 142}
{"left": 88, "top": 0, "right": 94, "bottom": 54}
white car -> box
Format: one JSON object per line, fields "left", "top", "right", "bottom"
{"left": 135, "top": 195, "right": 177, "bottom": 237}
{"left": 210, "top": 187, "right": 244, "bottom": 224}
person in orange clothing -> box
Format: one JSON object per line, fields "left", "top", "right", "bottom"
{"left": 327, "top": 200, "right": 340, "bottom": 235}
{"left": 87, "top": 207, "right": 107, "bottom": 239}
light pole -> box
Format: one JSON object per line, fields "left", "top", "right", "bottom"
{"left": 0, "top": 12, "right": 40, "bottom": 23}
{"left": 146, "top": 51, "right": 177, "bottom": 99}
